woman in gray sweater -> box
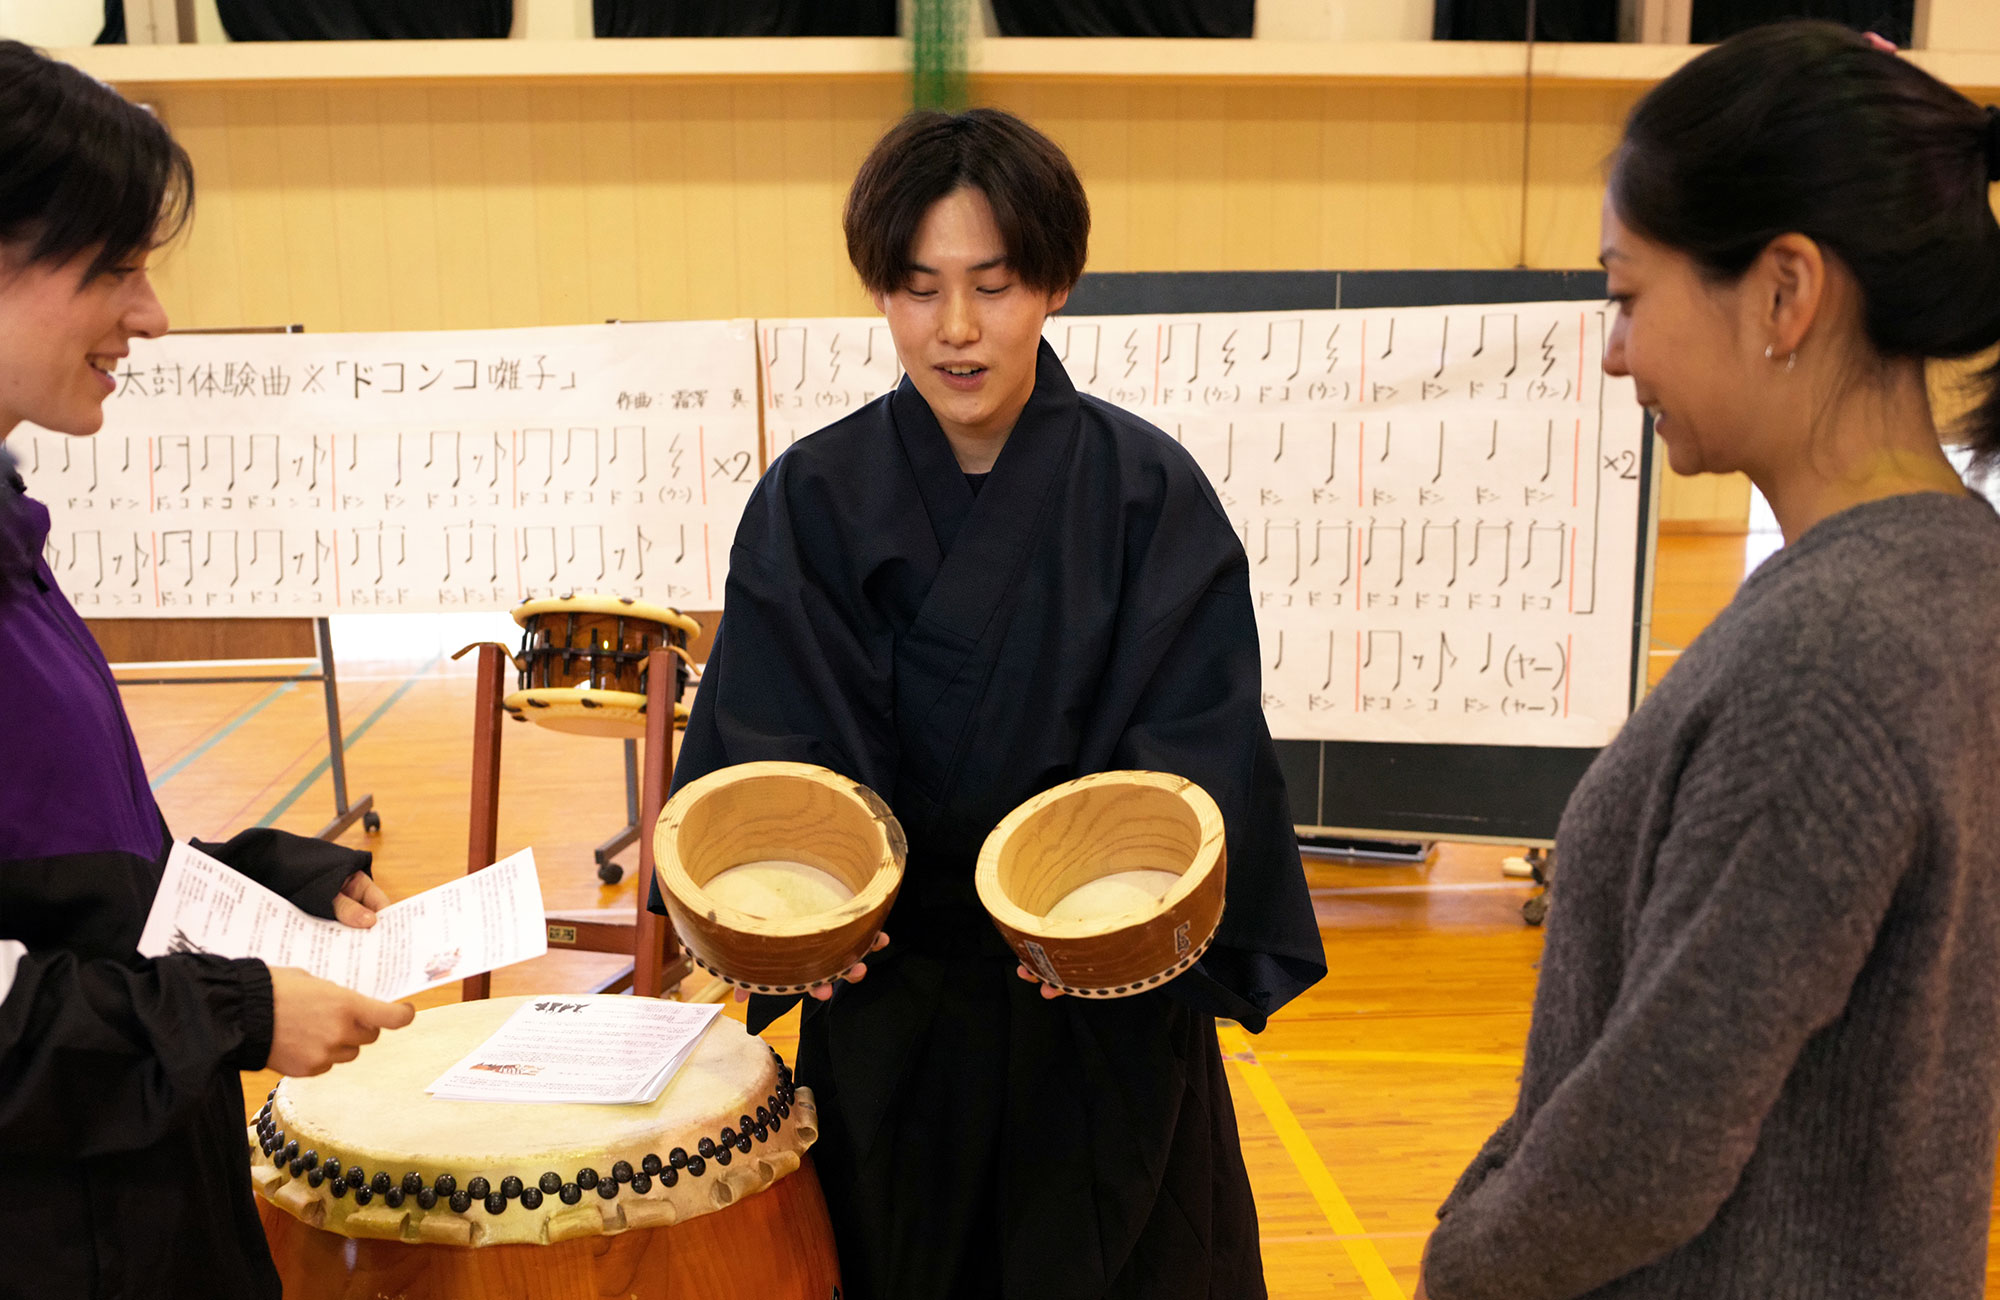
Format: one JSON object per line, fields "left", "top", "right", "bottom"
{"left": 1420, "top": 22, "right": 2000, "bottom": 1300}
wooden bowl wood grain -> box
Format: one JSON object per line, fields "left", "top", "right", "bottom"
{"left": 653, "top": 762, "right": 905, "bottom": 994}
{"left": 975, "top": 771, "right": 1226, "bottom": 998}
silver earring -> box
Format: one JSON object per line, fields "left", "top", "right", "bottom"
{"left": 1787, "top": 351, "right": 1796, "bottom": 372}
{"left": 1764, "top": 344, "right": 1796, "bottom": 372}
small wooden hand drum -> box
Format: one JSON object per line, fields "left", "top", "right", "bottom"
{"left": 976, "top": 771, "right": 1226, "bottom": 998}
{"left": 652, "top": 762, "right": 906, "bottom": 994}
{"left": 502, "top": 594, "right": 699, "bottom": 740}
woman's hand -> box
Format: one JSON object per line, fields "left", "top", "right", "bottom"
{"left": 1014, "top": 963, "right": 1066, "bottom": 999}
{"left": 733, "top": 931, "right": 890, "bottom": 1003}
{"left": 331, "top": 871, "right": 389, "bottom": 928}
{"left": 266, "top": 967, "right": 414, "bottom": 1075}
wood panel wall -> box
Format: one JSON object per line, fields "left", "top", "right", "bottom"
{"left": 142, "top": 69, "right": 1998, "bottom": 529}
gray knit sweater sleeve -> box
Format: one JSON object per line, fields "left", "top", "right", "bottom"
{"left": 1423, "top": 676, "right": 1924, "bottom": 1298}
{"left": 1421, "top": 493, "right": 2000, "bottom": 1300}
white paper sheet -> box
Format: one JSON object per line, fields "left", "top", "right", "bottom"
{"left": 425, "top": 996, "right": 723, "bottom": 1104}
{"left": 19, "top": 321, "right": 760, "bottom": 616}
{"left": 137, "top": 842, "right": 548, "bottom": 1001}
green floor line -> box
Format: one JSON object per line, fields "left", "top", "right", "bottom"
{"left": 255, "top": 655, "right": 442, "bottom": 828}
{"left": 149, "top": 683, "right": 297, "bottom": 791}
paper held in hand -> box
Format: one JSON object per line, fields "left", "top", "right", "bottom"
{"left": 136, "top": 841, "right": 548, "bottom": 1001}
{"left": 426, "top": 996, "right": 724, "bottom": 1104}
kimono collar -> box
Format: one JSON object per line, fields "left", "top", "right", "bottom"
{"left": 889, "top": 337, "right": 1081, "bottom": 567}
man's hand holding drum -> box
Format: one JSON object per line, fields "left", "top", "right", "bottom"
{"left": 730, "top": 930, "right": 891, "bottom": 1003}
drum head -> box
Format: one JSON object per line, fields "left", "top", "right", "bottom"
{"left": 503, "top": 689, "right": 687, "bottom": 740}
{"left": 251, "top": 996, "right": 814, "bottom": 1249}
{"left": 512, "top": 593, "right": 701, "bottom": 640}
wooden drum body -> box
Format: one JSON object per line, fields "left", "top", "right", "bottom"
{"left": 502, "top": 594, "right": 700, "bottom": 739}
{"left": 249, "top": 997, "right": 837, "bottom": 1300}
{"left": 975, "top": 771, "right": 1228, "bottom": 998}
{"left": 653, "top": 762, "right": 906, "bottom": 994}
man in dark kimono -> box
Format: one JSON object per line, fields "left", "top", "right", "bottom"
{"left": 656, "top": 108, "right": 1326, "bottom": 1299}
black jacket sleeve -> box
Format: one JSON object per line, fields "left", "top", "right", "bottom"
{"left": 0, "top": 945, "right": 272, "bottom": 1158}
{"left": 191, "top": 827, "right": 371, "bottom": 921}
{"left": 1111, "top": 573, "right": 1327, "bottom": 1032}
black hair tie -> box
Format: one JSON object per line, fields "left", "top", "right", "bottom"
{"left": 1986, "top": 105, "right": 2000, "bottom": 184}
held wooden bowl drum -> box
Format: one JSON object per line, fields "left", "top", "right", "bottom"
{"left": 652, "top": 762, "right": 906, "bottom": 994}
{"left": 975, "top": 771, "right": 1227, "bottom": 998}
{"left": 502, "top": 594, "right": 701, "bottom": 739}
{"left": 250, "top": 996, "right": 838, "bottom": 1300}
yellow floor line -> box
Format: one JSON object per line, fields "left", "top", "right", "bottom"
{"left": 1263, "top": 1049, "right": 1521, "bottom": 1068}
{"left": 1219, "top": 1024, "right": 1408, "bottom": 1300}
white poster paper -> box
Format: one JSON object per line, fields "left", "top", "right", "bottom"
{"left": 762, "top": 302, "right": 1648, "bottom": 748}
{"left": 18, "top": 321, "right": 760, "bottom": 616}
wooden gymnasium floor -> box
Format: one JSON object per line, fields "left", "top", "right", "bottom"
{"left": 113, "top": 528, "right": 2000, "bottom": 1298}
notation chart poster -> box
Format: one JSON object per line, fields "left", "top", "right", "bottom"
{"left": 17, "top": 321, "right": 761, "bottom": 618}
{"left": 759, "top": 304, "right": 1647, "bottom": 748}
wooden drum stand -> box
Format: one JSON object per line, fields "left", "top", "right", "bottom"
{"left": 456, "top": 643, "right": 694, "bottom": 1000}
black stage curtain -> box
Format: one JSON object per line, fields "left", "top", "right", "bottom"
{"left": 1432, "top": 0, "right": 1617, "bottom": 41}
{"left": 1689, "top": 1, "right": 1914, "bottom": 45}
{"left": 989, "top": 0, "right": 1252, "bottom": 38}
{"left": 594, "top": 0, "right": 896, "bottom": 36}
{"left": 95, "top": 0, "right": 125, "bottom": 42}
{"left": 217, "top": 0, "right": 512, "bottom": 40}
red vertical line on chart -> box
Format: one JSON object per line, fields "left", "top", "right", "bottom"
{"left": 329, "top": 435, "right": 339, "bottom": 512}
{"left": 1572, "top": 418, "right": 1581, "bottom": 508}
{"left": 1564, "top": 633, "right": 1574, "bottom": 717}
{"left": 1584, "top": 312, "right": 1609, "bottom": 616}
{"left": 512, "top": 526, "right": 523, "bottom": 599}
{"left": 1353, "top": 629, "right": 1362, "bottom": 713}
{"left": 146, "top": 436, "right": 155, "bottom": 513}
{"left": 149, "top": 530, "right": 160, "bottom": 607}
{"left": 1356, "top": 422, "right": 1365, "bottom": 508}
{"left": 703, "top": 523, "right": 714, "bottom": 602}
{"left": 1354, "top": 526, "right": 1364, "bottom": 610}
{"left": 1152, "top": 323, "right": 1163, "bottom": 405}
{"left": 1358, "top": 320, "right": 1367, "bottom": 402}
{"left": 511, "top": 430, "right": 519, "bottom": 504}
{"left": 1567, "top": 529, "right": 1578, "bottom": 613}
{"left": 1576, "top": 314, "right": 1586, "bottom": 402}
{"left": 698, "top": 427, "right": 708, "bottom": 506}
{"left": 332, "top": 528, "right": 342, "bottom": 607}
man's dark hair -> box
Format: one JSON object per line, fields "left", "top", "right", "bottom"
{"left": 1611, "top": 21, "right": 2000, "bottom": 469}
{"left": 845, "top": 108, "right": 1089, "bottom": 295}
{"left": 0, "top": 39, "right": 193, "bottom": 283}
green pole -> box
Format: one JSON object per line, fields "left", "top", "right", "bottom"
{"left": 911, "top": 0, "right": 967, "bottom": 112}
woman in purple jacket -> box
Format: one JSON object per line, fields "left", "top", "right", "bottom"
{"left": 0, "top": 40, "right": 413, "bottom": 1300}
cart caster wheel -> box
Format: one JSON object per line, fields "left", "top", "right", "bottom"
{"left": 362, "top": 811, "right": 382, "bottom": 834}
{"left": 598, "top": 862, "right": 624, "bottom": 886}
{"left": 1522, "top": 893, "right": 1548, "bottom": 927}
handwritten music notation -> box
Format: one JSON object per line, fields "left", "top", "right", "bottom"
{"left": 760, "top": 320, "right": 905, "bottom": 453}
{"left": 28, "top": 427, "right": 741, "bottom": 612}
{"left": 23, "top": 309, "right": 1645, "bottom": 748}
{"left": 762, "top": 303, "right": 1648, "bottom": 747}
{"left": 22, "top": 321, "right": 760, "bottom": 615}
